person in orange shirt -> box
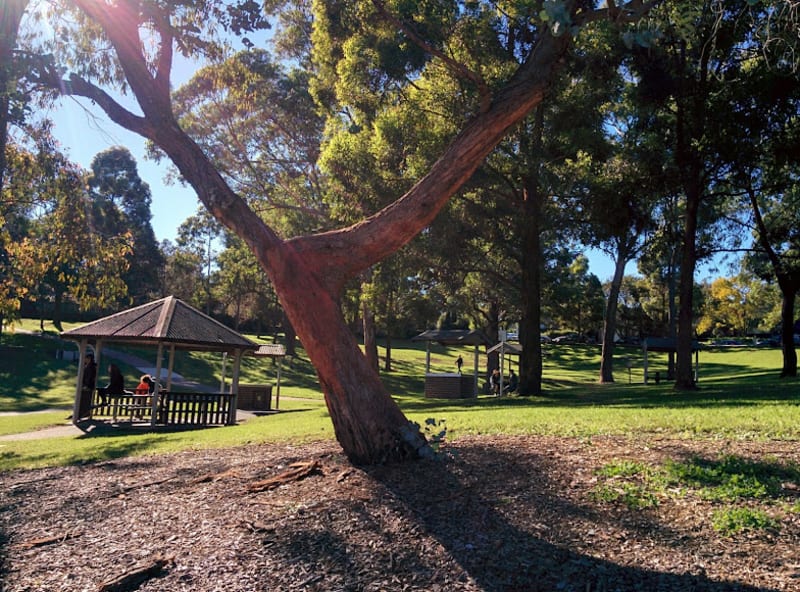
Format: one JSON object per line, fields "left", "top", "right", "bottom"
{"left": 135, "top": 374, "right": 155, "bottom": 394}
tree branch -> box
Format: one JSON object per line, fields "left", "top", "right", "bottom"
{"left": 579, "top": 0, "right": 664, "bottom": 26}
{"left": 150, "top": 6, "right": 174, "bottom": 102}
{"left": 63, "top": 0, "right": 286, "bottom": 264}
{"left": 71, "top": 0, "right": 171, "bottom": 116}
{"left": 290, "top": 0, "right": 662, "bottom": 290}
{"left": 63, "top": 75, "right": 154, "bottom": 138}
{"left": 290, "top": 29, "right": 573, "bottom": 286}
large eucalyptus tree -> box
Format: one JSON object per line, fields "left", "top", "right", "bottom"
{"left": 31, "top": 0, "right": 657, "bottom": 464}
{"left": 626, "top": 0, "right": 786, "bottom": 389}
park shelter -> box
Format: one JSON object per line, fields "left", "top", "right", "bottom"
{"left": 642, "top": 337, "right": 702, "bottom": 384}
{"left": 61, "top": 296, "right": 258, "bottom": 427}
{"left": 411, "top": 329, "right": 490, "bottom": 397}
{"left": 487, "top": 340, "right": 522, "bottom": 394}
{"left": 245, "top": 344, "right": 287, "bottom": 411}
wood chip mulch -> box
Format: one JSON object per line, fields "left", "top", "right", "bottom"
{"left": 1, "top": 435, "right": 799, "bottom": 591}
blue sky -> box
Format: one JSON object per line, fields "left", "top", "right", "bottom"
{"left": 48, "top": 94, "right": 200, "bottom": 245}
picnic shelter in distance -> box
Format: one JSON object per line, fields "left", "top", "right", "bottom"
{"left": 641, "top": 337, "right": 702, "bottom": 384}
{"left": 61, "top": 296, "right": 280, "bottom": 428}
{"left": 411, "top": 329, "right": 491, "bottom": 398}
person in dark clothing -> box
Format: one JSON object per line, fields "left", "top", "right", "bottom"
{"left": 505, "top": 369, "right": 519, "bottom": 394}
{"left": 82, "top": 353, "right": 97, "bottom": 395}
{"left": 456, "top": 355, "right": 464, "bottom": 374}
{"left": 98, "top": 363, "right": 125, "bottom": 404}
{"left": 106, "top": 364, "right": 125, "bottom": 394}
{"left": 490, "top": 368, "right": 501, "bottom": 395}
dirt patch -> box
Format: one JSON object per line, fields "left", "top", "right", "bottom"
{"left": 1, "top": 435, "right": 799, "bottom": 591}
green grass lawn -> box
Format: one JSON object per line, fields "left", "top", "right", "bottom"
{"left": 1, "top": 322, "right": 798, "bottom": 471}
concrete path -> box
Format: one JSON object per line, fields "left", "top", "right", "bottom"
{"left": 0, "top": 408, "right": 257, "bottom": 441}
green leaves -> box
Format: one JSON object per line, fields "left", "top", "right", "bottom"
{"left": 538, "top": 0, "right": 572, "bottom": 37}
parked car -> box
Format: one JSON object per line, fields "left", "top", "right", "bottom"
{"left": 552, "top": 333, "right": 584, "bottom": 344}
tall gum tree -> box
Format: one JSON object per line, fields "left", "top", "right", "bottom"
{"left": 627, "top": 0, "right": 768, "bottom": 389}
{"left": 38, "top": 0, "right": 657, "bottom": 464}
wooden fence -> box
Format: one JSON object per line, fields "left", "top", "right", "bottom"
{"left": 91, "top": 391, "right": 234, "bottom": 426}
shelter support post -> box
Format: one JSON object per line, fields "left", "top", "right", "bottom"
{"left": 275, "top": 359, "right": 282, "bottom": 410}
{"left": 150, "top": 342, "right": 164, "bottom": 427}
{"left": 425, "top": 342, "right": 431, "bottom": 373}
{"left": 472, "top": 345, "right": 479, "bottom": 396}
{"left": 72, "top": 338, "right": 88, "bottom": 425}
{"left": 92, "top": 341, "right": 104, "bottom": 417}
{"left": 220, "top": 352, "right": 228, "bottom": 392}
{"left": 166, "top": 345, "right": 175, "bottom": 391}
{"left": 229, "top": 349, "right": 242, "bottom": 425}
{"left": 498, "top": 342, "right": 505, "bottom": 395}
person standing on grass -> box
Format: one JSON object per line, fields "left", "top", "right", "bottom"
{"left": 456, "top": 355, "right": 464, "bottom": 374}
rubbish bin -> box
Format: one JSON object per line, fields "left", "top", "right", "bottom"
{"left": 237, "top": 384, "right": 272, "bottom": 411}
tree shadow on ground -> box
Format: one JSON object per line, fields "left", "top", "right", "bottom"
{"left": 365, "top": 443, "right": 780, "bottom": 592}
{"left": 250, "top": 442, "right": 782, "bottom": 591}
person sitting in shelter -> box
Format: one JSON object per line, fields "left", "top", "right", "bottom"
{"left": 504, "top": 369, "right": 519, "bottom": 394}
{"left": 97, "top": 363, "right": 126, "bottom": 404}
{"left": 490, "top": 368, "right": 501, "bottom": 395}
{"left": 135, "top": 374, "right": 155, "bottom": 394}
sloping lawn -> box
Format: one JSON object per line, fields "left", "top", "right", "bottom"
{"left": 1, "top": 325, "right": 798, "bottom": 471}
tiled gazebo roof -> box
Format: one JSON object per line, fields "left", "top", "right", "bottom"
{"left": 253, "top": 344, "right": 286, "bottom": 358}
{"left": 61, "top": 296, "right": 257, "bottom": 352}
{"left": 411, "top": 329, "right": 491, "bottom": 346}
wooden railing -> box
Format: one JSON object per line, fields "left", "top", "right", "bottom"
{"left": 91, "top": 391, "right": 234, "bottom": 426}
{"left": 92, "top": 392, "right": 152, "bottom": 422}
{"left": 159, "top": 392, "right": 234, "bottom": 426}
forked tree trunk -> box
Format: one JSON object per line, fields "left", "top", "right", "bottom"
{"left": 266, "top": 247, "right": 428, "bottom": 464}
{"left": 58, "top": 0, "right": 606, "bottom": 463}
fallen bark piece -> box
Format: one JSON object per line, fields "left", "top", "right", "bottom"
{"left": 14, "top": 532, "right": 79, "bottom": 549}
{"left": 248, "top": 460, "right": 321, "bottom": 493}
{"left": 336, "top": 469, "right": 354, "bottom": 483}
{"left": 102, "top": 475, "right": 178, "bottom": 500}
{"left": 190, "top": 468, "right": 241, "bottom": 485}
{"left": 96, "top": 554, "right": 175, "bottom": 592}
{"left": 241, "top": 519, "right": 274, "bottom": 533}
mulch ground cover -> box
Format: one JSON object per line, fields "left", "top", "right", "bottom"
{"left": 2, "top": 435, "right": 799, "bottom": 591}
